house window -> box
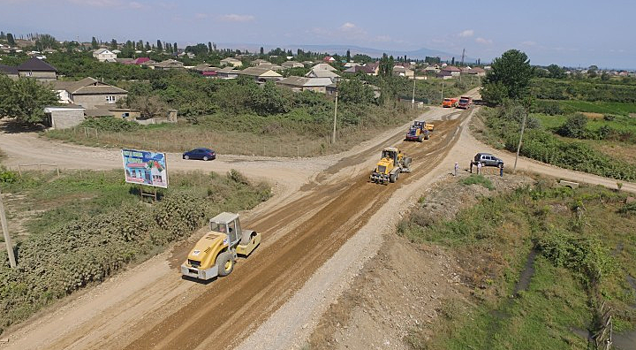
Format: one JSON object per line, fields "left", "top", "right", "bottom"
{"left": 106, "top": 95, "right": 116, "bottom": 103}
{"left": 25, "top": 71, "right": 33, "bottom": 77}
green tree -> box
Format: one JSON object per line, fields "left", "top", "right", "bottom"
{"left": 91, "top": 36, "right": 98, "bottom": 49}
{"left": 481, "top": 49, "right": 533, "bottom": 106}
{"left": 156, "top": 40, "right": 163, "bottom": 52}
{"left": 7, "top": 33, "right": 16, "bottom": 46}
{"left": 338, "top": 77, "right": 374, "bottom": 105}
{"left": 110, "top": 39, "right": 118, "bottom": 50}
{"left": 379, "top": 53, "right": 394, "bottom": 78}
{"left": 0, "top": 76, "right": 58, "bottom": 124}
{"left": 173, "top": 42, "right": 178, "bottom": 52}
{"left": 34, "top": 34, "right": 58, "bottom": 51}
{"left": 557, "top": 113, "right": 588, "bottom": 139}
{"left": 346, "top": 49, "right": 351, "bottom": 62}
{"left": 145, "top": 41, "right": 151, "bottom": 52}
{"left": 547, "top": 64, "right": 565, "bottom": 79}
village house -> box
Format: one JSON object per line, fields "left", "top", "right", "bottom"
{"left": 393, "top": 65, "right": 415, "bottom": 78}
{"left": 216, "top": 66, "right": 239, "bottom": 80}
{"left": 276, "top": 76, "right": 333, "bottom": 93}
{"left": 93, "top": 48, "right": 117, "bottom": 62}
{"left": 251, "top": 59, "right": 270, "bottom": 66}
{"left": 152, "top": 59, "right": 184, "bottom": 70}
{"left": 52, "top": 77, "right": 128, "bottom": 110}
{"left": 466, "top": 67, "right": 486, "bottom": 76}
{"left": 437, "top": 66, "right": 461, "bottom": 79}
{"left": 281, "top": 61, "right": 304, "bottom": 69}
{"left": 0, "top": 64, "right": 19, "bottom": 80}
{"left": 17, "top": 57, "right": 57, "bottom": 81}
{"left": 220, "top": 57, "right": 243, "bottom": 68}
{"left": 238, "top": 67, "right": 283, "bottom": 82}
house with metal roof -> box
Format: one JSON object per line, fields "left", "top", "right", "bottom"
{"left": 152, "top": 59, "right": 184, "bottom": 70}
{"left": 305, "top": 68, "right": 340, "bottom": 81}
{"left": 238, "top": 67, "right": 283, "bottom": 82}
{"left": 220, "top": 57, "right": 243, "bottom": 68}
{"left": 52, "top": 77, "right": 128, "bottom": 110}
{"left": 217, "top": 67, "right": 239, "bottom": 79}
{"left": 276, "top": 76, "right": 334, "bottom": 93}
{"left": 281, "top": 61, "right": 305, "bottom": 69}
{"left": 93, "top": 48, "right": 117, "bottom": 62}
{"left": 16, "top": 57, "right": 57, "bottom": 81}
{"left": 0, "top": 64, "right": 19, "bottom": 80}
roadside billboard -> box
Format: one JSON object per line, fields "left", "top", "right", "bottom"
{"left": 121, "top": 149, "right": 168, "bottom": 188}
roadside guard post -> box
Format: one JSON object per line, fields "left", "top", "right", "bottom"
{"left": 500, "top": 165, "right": 504, "bottom": 177}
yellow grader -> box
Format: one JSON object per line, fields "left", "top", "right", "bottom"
{"left": 181, "top": 212, "right": 261, "bottom": 280}
{"left": 413, "top": 120, "right": 435, "bottom": 132}
{"left": 370, "top": 147, "right": 412, "bottom": 184}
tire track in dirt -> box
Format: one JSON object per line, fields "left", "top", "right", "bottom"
{"left": 120, "top": 110, "right": 470, "bottom": 350}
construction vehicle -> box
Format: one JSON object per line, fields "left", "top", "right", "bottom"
{"left": 181, "top": 212, "right": 261, "bottom": 280}
{"left": 405, "top": 126, "right": 429, "bottom": 142}
{"left": 370, "top": 147, "right": 412, "bottom": 184}
{"left": 458, "top": 96, "right": 473, "bottom": 109}
{"left": 413, "top": 120, "right": 435, "bottom": 132}
{"left": 442, "top": 97, "right": 458, "bottom": 108}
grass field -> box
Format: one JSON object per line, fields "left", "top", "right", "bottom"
{"left": 401, "top": 183, "right": 636, "bottom": 349}
{"left": 535, "top": 113, "right": 636, "bottom": 133}
{"left": 542, "top": 100, "right": 636, "bottom": 116}
{"left": 44, "top": 107, "right": 422, "bottom": 157}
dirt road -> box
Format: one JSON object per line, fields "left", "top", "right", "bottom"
{"left": 1, "top": 97, "right": 633, "bottom": 349}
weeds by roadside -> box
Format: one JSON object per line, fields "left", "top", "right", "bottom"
{"left": 0, "top": 169, "right": 271, "bottom": 335}
{"left": 400, "top": 182, "right": 636, "bottom": 349}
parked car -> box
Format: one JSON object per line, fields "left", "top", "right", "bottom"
{"left": 183, "top": 148, "right": 216, "bottom": 161}
{"left": 472, "top": 153, "right": 504, "bottom": 168}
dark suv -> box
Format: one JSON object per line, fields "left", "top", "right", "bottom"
{"left": 473, "top": 153, "right": 504, "bottom": 168}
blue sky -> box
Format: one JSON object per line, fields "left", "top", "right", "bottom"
{"left": 1, "top": 0, "right": 634, "bottom": 69}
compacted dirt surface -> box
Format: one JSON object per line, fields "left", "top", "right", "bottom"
{"left": 1, "top": 91, "right": 634, "bottom": 349}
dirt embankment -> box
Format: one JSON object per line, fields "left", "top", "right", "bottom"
{"left": 305, "top": 173, "right": 535, "bottom": 350}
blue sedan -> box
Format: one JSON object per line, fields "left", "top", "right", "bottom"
{"left": 182, "top": 148, "right": 216, "bottom": 161}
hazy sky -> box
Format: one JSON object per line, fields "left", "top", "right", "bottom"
{"left": 1, "top": 0, "right": 634, "bottom": 69}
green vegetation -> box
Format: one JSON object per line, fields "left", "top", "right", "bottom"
{"left": 401, "top": 183, "right": 636, "bottom": 349}
{"left": 533, "top": 100, "right": 636, "bottom": 117}
{"left": 45, "top": 74, "right": 426, "bottom": 156}
{"left": 481, "top": 49, "right": 533, "bottom": 106}
{"left": 0, "top": 169, "right": 270, "bottom": 335}
{"left": 477, "top": 105, "right": 636, "bottom": 181}
{"left": 531, "top": 78, "right": 636, "bottom": 104}
{"left": 460, "top": 174, "right": 494, "bottom": 190}
{"left": 0, "top": 75, "right": 58, "bottom": 125}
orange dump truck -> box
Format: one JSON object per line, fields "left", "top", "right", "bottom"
{"left": 442, "top": 97, "right": 458, "bottom": 108}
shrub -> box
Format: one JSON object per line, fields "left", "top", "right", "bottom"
{"left": 557, "top": 113, "right": 588, "bottom": 138}
{"left": 0, "top": 167, "right": 19, "bottom": 183}
{"left": 460, "top": 174, "right": 495, "bottom": 191}
{"left": 80, "top": 116, "right": 141, "bottom": 132}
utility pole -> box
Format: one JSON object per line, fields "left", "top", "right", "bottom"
{"left": 513, "top": 109, "right": 528, "bottom": 173}
{"left": 0, "top": 187, "right": 16, "bottom": 268}
{"left": 411, "top": 74, "right": 416, "bottom": 108}
{"left": 332, "top": 90, "right": 339, "bottom": 143}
